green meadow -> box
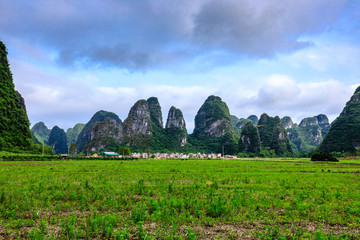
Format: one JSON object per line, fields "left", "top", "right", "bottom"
{"left": 0, "top": 158, "right": 360, "bottom": 239}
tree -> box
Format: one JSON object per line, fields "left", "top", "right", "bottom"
{"left": 69, "top": 143, "right": 77, "bottom": 155}
{"left": 116, "top": 146, "right": 131, "bottom": 156}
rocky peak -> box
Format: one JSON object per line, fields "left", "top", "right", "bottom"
{"left": 259, "top": 113, "right": 270, "bottom": 124}
{"left": 192, "top": 95, "right": 238, "bottom": 154}
{"left": 236, "top": 118, "right": 252, "bottom": 129}
{"left": 91, "top": 117, "right": 123, "bottom": 141}
{"left": 76, "top": 110, "right": 121, "bottom": 152}
{"left": 66, "top": 123, "right": 85, "bottom": 145}
{"left": 316, "top": 114, "right": 329, "bottom": 125}
{"left": 194, "top": 95, "right": 233, "bottom": 138}
{"left": 48, "top": 126, "right": 68, "bottom": 154}
{"left": 238, "top": 121, "right": 261, "bottom": 154}
{"left": 165, "top": 106, "right": 188, "bottom": 147}
{"left": 247, "top": 115, "right": 259, "bottom": 125}
{"left": 299, "top": 117, "right": 318, "bottom": 127}
{"left": 258, "top": 113, "right": 292, "bottom": 155}
{"left": 31, "top": 122, "right": 51, "bottom": 144}
{"left": 31, "top": 122, "right": 50, "bottom": 136}
{"left": 316, "top": 114, "right": 331, "bottom": 136}
{"left": 122, "top": 99, "right": 152, "bottom": 136}
{"left": 205, "top": 95, "right": 222, "bottom": 103}
{"left": 147, "top": 97, "right": 163, "bottom": 127}
{"left": 166, "top": 106, "right": 186, "bottom": 130}
{"left": 281, "top": 116, "right": 294, "bottom": 129}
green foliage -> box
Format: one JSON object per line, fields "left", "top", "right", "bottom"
{"left": 311, "top": 153, "right": 339, "bottom": 162}
{"left": 29, "top": 144, "right": 55, "bottom": 155}
{"left": 66, "top": 123, "right": 85, "bottom": 145}
{"left": 116, "top": 146, "right": 131, "bottom": 156}
{"left": 31, "top": 122, "right": 50, "bottom": 144}
{"left": 147, "top": 97, "right": 163, "bottom": 127}
{"left": 148, "top": 122, "right": 187, "bottom": 153}
{"left": 238, "top": 121, "right": 261, "bottom": 154}
{"left": 287, "top": 125, "right": 321, "bottom": 153}
{"left": 0, "top": 41, "right": 33, "bottom": 151}
{"left": 247, "top": 115, "right": 259, "bottom": 125}
{"left": 83, "top": 137, "right": 121, "bottom": 155}
{"left": 191, "top": 96, "right": 238, "bottom": 154}
{"left": 68, "top": 143, "right": 77, "bottom": 155}
{"left": 319, "top": 87, "right": 360, "bottom": 153}
{"left": 193, "top": 96, "right": 232, "bottom": 138}
{"left": 231, "top": 115, "right": 252, "bottom": 135}
{"left": 48, "top": 126, "right": 68, "bottom": 154}
{"left": 123, "top": 100, "right": 188, "bottom": 153}
{"left": 259, "top": 147, "right": 277, "bottom": 158}
{"left": 76, "top": 110, "right": 121, "bottom": 152}
{"left": 258, "top": 114, "right": 293, "bottom": 156}
{"left": 187, "top": 132, "right": 238, "bottom": 155}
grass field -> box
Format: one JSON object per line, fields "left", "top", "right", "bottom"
{"left": 0, "top": 158, "right": 360, "bottom": 239}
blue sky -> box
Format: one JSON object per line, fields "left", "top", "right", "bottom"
{"left": 1, "top": 0, "right": 360, "bottom": 132}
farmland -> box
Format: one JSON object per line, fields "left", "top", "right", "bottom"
{"left": 0, "top": 158, "right": 360, "bottom": 239}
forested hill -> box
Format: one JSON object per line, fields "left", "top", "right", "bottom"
{"left": 0, "top": 41, "right": 33, "bottom": 151}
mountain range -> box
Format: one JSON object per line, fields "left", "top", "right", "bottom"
{"left": 32, "top": 94, "right": 336, "bottom": 156}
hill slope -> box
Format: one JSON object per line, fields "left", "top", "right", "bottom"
{"left": 0, "top": 41, "right": 33, "bottom": 150}
{"left": 190, "top": 95, "right": 238, "bottom": 154}
{"left": 318, "top": 86, "right": 360, "bottom": 153}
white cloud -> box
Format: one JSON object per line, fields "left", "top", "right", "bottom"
{"left": 17, "top": 65, "right": 357, "bottom": 132}
{"left": 225, "top": 76, "right": 357, "bottom": 124}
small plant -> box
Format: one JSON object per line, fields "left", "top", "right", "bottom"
{"left": 187, "top": 228, "right": 197, "bottom": 240}
{"left": 131, "top": 204, "right": 145, "bottom": 223}
{"left": 207, "top": 196, "right": 227, "bottom": 218}
{"left": 137, "top": 221, "right": 148, "bottom": 240}
{"left": 134, "top": 179, "right": 146, "bottom": 195}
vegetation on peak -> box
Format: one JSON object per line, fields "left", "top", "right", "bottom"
{"left": 247, "top": 115, "right": 259, "bottom": 125}
{"left": 48, "top": 126, "right": 68, "bottom": 154}
{"left": 238, "top": 121, "right": 261, "bottom": 154}
{"left": 258, "top": 114, "right": 293, "bottom": 156}
{"left": 316, "top": 114, "right": 331, "bottom": 136}
{"left": 318, "top": 86, "right": 360, "bottom": 153}
{"left": 355, "top": 86, "right": 360, "bottom": 94}
{"left": 258, "top": 113, "right": 270, "bottom": 123}
{"left": 147, "top": 97, "right": 163, "bottom": 127}
{"left": 191, "top": 96, "right": 238, "bottom": 154}
{"left": 299, "top": 117, "right": 318, "bottom": 127}
{"left": 0, "top": 40, "right": 33, "bottom": 151}
{"left": 230, "top": 115, "right": 252, "bottom": 135}
{"left": 76, "top": 110, "right": 121, "bottom": 152}
{"left": 193, "top": 95, "right": 232, "bottom": 136}
{"left": 163, "top": 106, "right": 187, "bottom": 148}
{"left": 166, "top": 106, "right": 186, "bottom": 130}
{"left": 205, "top": 95, "right": 222, "bottom": 103}
{"left": 66, "top": 123, "right": 85, "bottom": 145}
{"left": 31, "top": 122, "right": 51, "bottom": 144}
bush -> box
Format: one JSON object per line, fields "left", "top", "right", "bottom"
{"left": 311, "top": 153, "right": 339, "bottom": 162}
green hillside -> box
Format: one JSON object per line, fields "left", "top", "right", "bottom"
{"left": 0, "top": 41, "right": 33, "bottom": 151}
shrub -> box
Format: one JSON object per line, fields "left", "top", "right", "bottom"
{"left": 311, "top": 153, "right": 339, "bottom": 162}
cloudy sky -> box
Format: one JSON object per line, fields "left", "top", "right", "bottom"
{"left": 1, "top": 0, "right": 360, "bottom": 132}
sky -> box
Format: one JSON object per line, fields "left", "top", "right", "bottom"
{"left": 1, "top": 0, "right": 360, "bottom": 132}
